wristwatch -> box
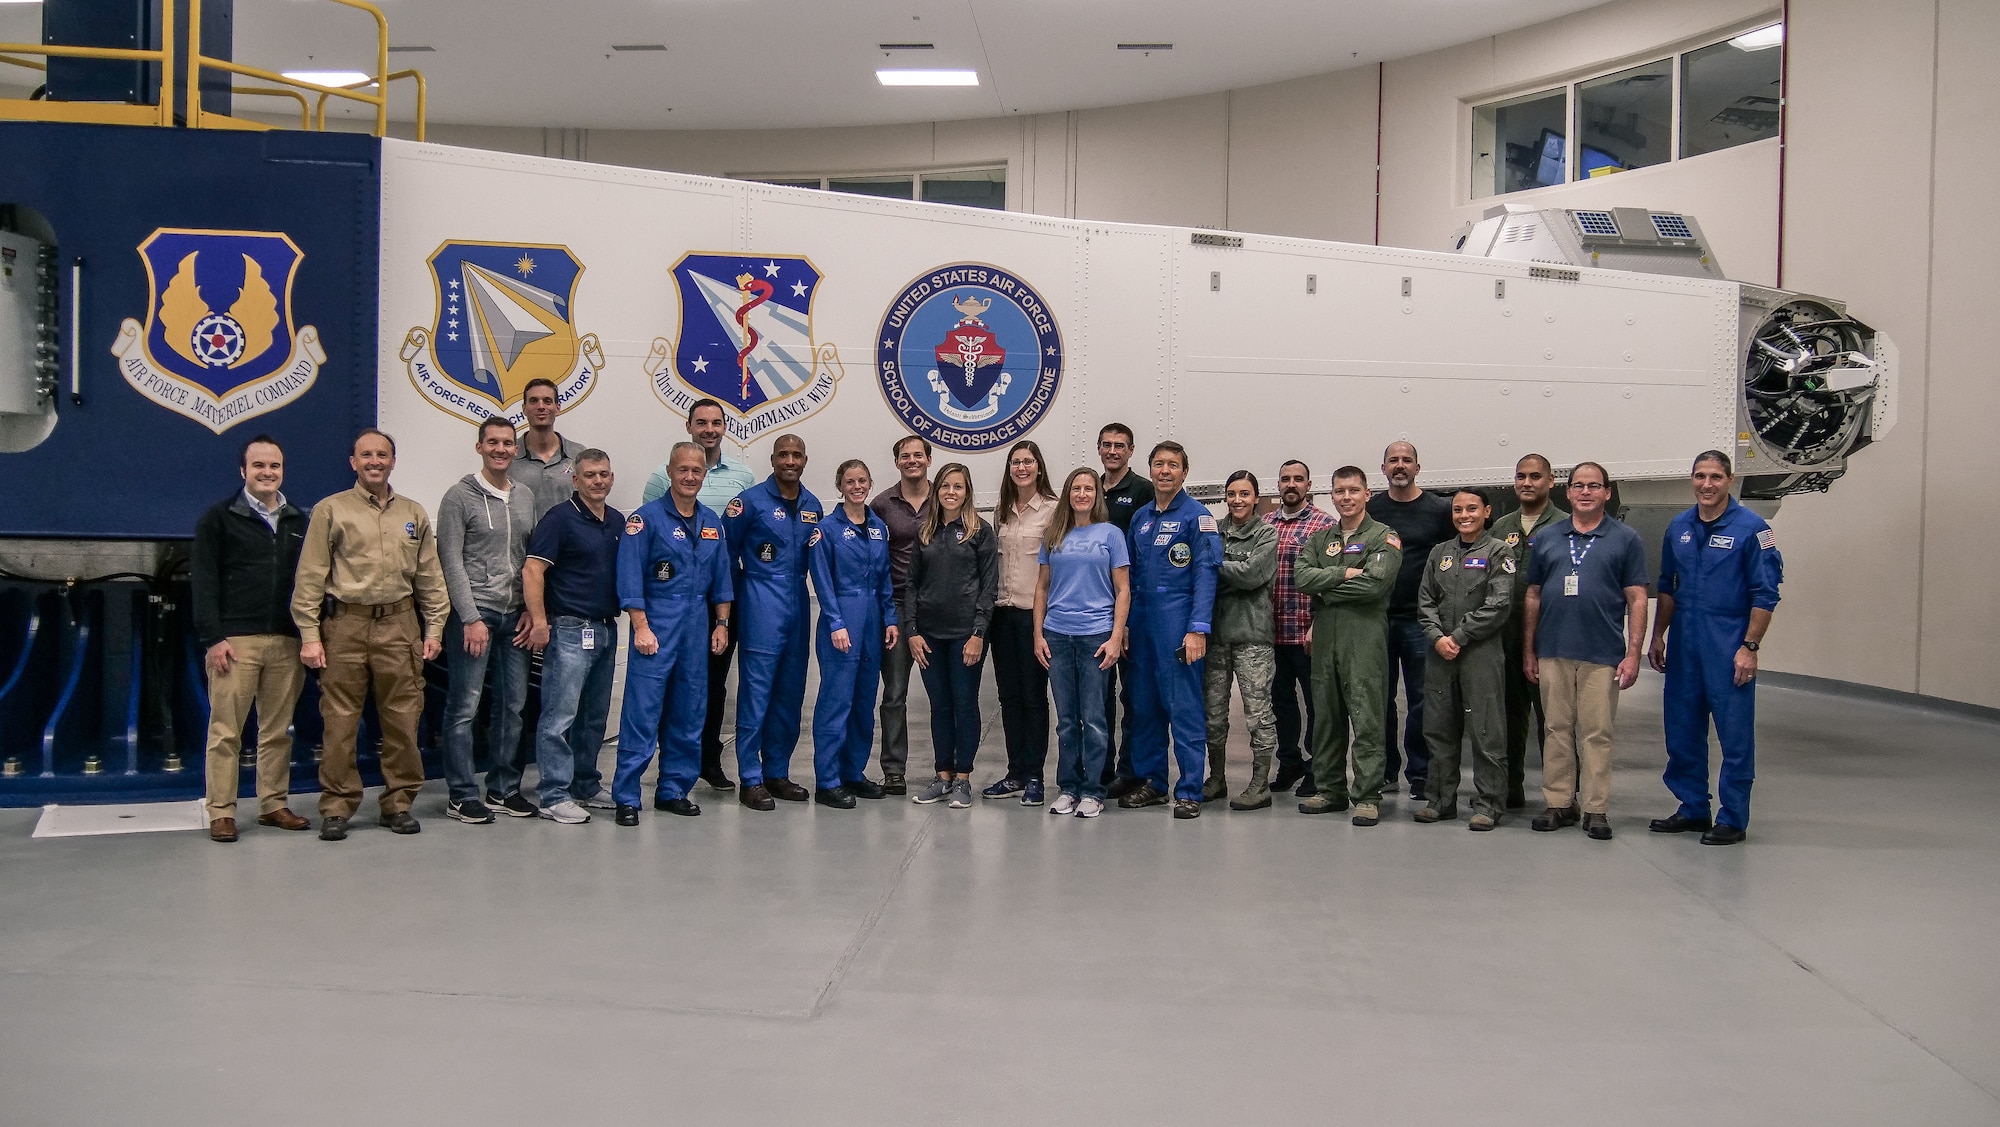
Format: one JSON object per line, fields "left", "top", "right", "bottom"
{"left": 1742, "top": 640, "right": 1760, "bottom": 652}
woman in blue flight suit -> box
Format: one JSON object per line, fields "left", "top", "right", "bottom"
{"left": 1122, "top": 441, "right": 1223, "bottom": 819}
{"left": 612, "top": 444, "right": 734, "bottom": 826}
{"left": 1647, "top": 450, "right": 1782, "bottom": 846}
{"left": 808, "top": 460, "right": 899, "bottom": 808}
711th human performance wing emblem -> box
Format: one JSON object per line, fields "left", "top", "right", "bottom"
{"left": 646, "top": 253, "right": 843, "bottom": 444}
{"left": 109, "top": 228, "right": 325, "bottom": 433}
{"left": 402, "top": 242, "right": 605, "bottom": 425}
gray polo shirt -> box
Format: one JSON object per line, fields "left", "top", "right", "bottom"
{"left": 513, "top": 431, "right": 586, "bottom": 520}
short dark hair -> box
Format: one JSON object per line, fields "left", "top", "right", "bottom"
{"left": 1332, "top": 465, "right": 1368, "bottom": 487}
{"left": 686, "top": 398, "right": 725, "bottom": 425}
{"left": 354, "top": 428, "right": 396, "bottom": 456}
{"left": 574, "top": 447, "right": 611, "bottom": 469}
{"left": 1692, "top": 449, "right": 1734, "bottom": 476}
{"left": 1452, "top": 487, "right": 1490, "bottom": 505}
{"left": 772, "top": 432, "right": 806, "bottom": 453}
{"left": 1569, "top": 461, "right": 1611, "bottom": 487}
{"left": 1148, "top": 441, "right": 1188, "bottom": 471}
{"left": 1516, "top": 453, "right": 1553, "bottom": 474}
{"left": 477, "top": 415, "right": 515, "bottom": 441}
{"left": 1279, "top": 459, "right": 1310, "bottom": 478}
{"left": 893, "top": 433, "right": 931, "bottom": 458}
{"left": 668, "top": 441, "right": 704, "bottom": 465}
{"left": 1099, "top": 423, "right": 1135, "bottom": 445}
{"left": 522, "top": 378, "right": 560, "bottom": 401}
{"left": 1225, "top": 469, "right": 1260, "bottom": 495}
{"left": 240, "top": 433, "right": 283, "bottom": 468}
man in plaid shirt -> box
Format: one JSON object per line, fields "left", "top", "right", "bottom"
{"left": 1264, "top": 460, "right": 1336, "bottom": 796}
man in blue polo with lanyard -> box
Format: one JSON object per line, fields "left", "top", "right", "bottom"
{"left": 612, "top": 442, "right": 734, "bottom": 827}
{"left": 1120, "top": 440, "right": 1223, "bottom": 819}
{"left": 1647, "top": 450, "right": 1783, "bottom": 846}
{"left": 724, "top": 433, "right": 823, "bottom": 810}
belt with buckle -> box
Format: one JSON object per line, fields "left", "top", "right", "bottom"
{"left": 330, "top": 596, "right": 414, "bottom": 619}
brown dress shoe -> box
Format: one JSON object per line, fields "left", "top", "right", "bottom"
{"left": 257, "top": 808, "right": 311, "bottom": 831}
{"left": 208, "top": 817, "right": 238, "bottom": 843}
{"left": 765, "top": 777, "right": 810, "bottom": 802}
{"left": 740, "top": 783, "right": 777, "bottom": 811}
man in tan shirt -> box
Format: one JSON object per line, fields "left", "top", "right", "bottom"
{"left": 293, "top": 428, "right": 450, "bottom": 840}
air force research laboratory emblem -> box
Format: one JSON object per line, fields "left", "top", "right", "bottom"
{"left": 647, "top": 253, "right": 843, "bottom": 444}
{"left": 877, "top": 262, "right": 1062, "bottom": 453}
{"left": 110, "top": 229, "right": 325, "bottom": 433}
{"left": 402, "top": 242, "right": 605, "bottom": 425}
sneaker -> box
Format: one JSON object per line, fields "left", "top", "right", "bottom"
{"left": 1413, "top": 807, "right": 1454, "bottom": 823}
{"left": 1076, "top": 796, "right": 1104, "bottom": 818}
{"left": 1172, "top": 799, "right": 1201, "bottom": 819}
{"left": 883, "top": 773, "right": 907, "bottom": 796}
{"left": 1469, "top": 813, "right": 1498, "bottom": 832}
{"left": 574, "top": 792, "right": 617, "bottom": 811}
{"left": 446, "top": 799, "right": 495, "bottom": 824}
{"left": 912, "top": 776, "right": 953, "bottom": 804}
{"left": 1297, "top": 793, "right": 1349, "bottom": 815}
{"left": 318, "top": 815, "right": 349, "bottom": 841}
{"left": 948, "top": 779, "right": 973, "bottom": 808}
{"left": 982, "top": 777, "right": 1027, "bottom": 800}
{"left": 486, "top": 792, "right": 539, "bottom": 818}
{"left": 1020, "top": 779, "right": 1045, "bottom": 807}
{"left": 1350, "top": 802, "right": 1380, "bottom": 827}
{"left": 1050, "top": 792, "right": 1079, "bottom": 815}
{"left": 1117, "top": 782, "right": 1167, "bottom": 809}
{"left": 540, "top": 799, "right": 590, "bottom": 824}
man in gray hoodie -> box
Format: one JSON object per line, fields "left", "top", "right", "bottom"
{"left": 437, "top": 416, "right": 542, "bottom": 823}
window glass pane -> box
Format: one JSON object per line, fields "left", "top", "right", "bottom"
{"left": 921, "top": 168, "right": 1006, "bottom": 210}
{"left": 1681, "top": 27, "right": 1782, "bottom": 158}
{"left": 755, "top": 178, "right": 822, "bottom": 190}
{"left": 1471, "top": 88, "right": 1566, "bottom": 198}
{"left": 1575, "top": 60, "right": 1673, "bottom": 177}
{"left": 828, "top": 175, "right": 914, "bottom": 199}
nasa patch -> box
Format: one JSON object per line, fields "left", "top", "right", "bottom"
{"left": 1680, "top": 531, "right": 1693, "bottom": 544}
{"left": 404, "top": 521, "right": 418, "bottom": 540}
{"left": 1139, "top": 521, "right": 1153, "bottom": 536}
{"left": 843, "top": 527, "right": 858, "bottom": 540}
{"left": 672, "top": 526, "right": 686, "bottom": 540}
{"left": 771, "top": 507, "right": 787, "bottom": 521}
{"left": 875, "top": 262, "right": 1065, "bottom": 454}
{"left": 1169, "top": 543, "right": 1191, "bottom": 567}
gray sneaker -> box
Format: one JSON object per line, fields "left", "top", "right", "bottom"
{"left": 540, "top": 799, "right": 591, "bottom": 824}
{"left": 574, "top": 792, "right": 617, "bottom": 811}
{"left": 912, "top": 776, "right": 953, "bottom": 804}
{"left": 948, "top": 779, "right": 973, "bottom": 808}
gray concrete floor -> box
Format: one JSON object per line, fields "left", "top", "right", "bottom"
{"left": 2, "top": 670, "right": 1997, "bottom": 1126}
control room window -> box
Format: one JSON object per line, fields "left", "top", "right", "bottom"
{"left": 1575, "top": 59, "right": 1673, "bottom": 178}
{"left": 1681, "top": 25, "right": 1783, "bottom": 158}
{"left": 1471, "top": 88, "right": 1567, "bottom": 198}
{"left": 828, "top": 175, "right": 917, "bottom": 200}
{"left": 920, "top": 168, "right": 1005, "bottom": 210}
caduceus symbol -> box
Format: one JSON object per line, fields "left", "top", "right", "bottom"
{"left": 954, "top": 333, "right": 985, "bottom": 388}
{"left": 734, "top": 272, "right": 774, "bottom": 401}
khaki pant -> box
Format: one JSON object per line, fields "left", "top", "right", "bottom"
{"left": 318, "top": 608, "right": 427, "bottom": 820}
{"left": 1539, "top": 657, "right": 1618, "bottom": 814}
{"left": 203, "top": 634, "right": 305, "bottom": 820}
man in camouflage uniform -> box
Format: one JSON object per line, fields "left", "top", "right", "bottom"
{"left": 1291, "top": 465, "right": 1402, "bottom": 826}
{"left": 1416, "top": 489, "right": 1514, "bottom": 829}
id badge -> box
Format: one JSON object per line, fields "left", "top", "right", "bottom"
{"left": 581, "top": 626, "right": 596, "bottom": 650}
{"left": 1563, "top": 574, "right": 1580, "bottom": 597}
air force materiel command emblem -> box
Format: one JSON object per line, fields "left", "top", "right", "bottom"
{"left": 402, "top": 242, "right": 605, "bottom": 426}
{"left": 110, "top": 229, "right": 324, "bottom": 433}
{"left": 647, "top": 253, "right": 843, "bottom": 444}
{"left": 877, "top": 263, "right": 1063, "bottom": 453}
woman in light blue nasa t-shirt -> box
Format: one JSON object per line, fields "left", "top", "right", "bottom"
{"left": 1033, "top": 467, "right": 1131, "bottom": 815}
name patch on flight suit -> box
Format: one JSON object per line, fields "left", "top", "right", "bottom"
{"left": 700, "top": 526, "right": 720, "bottom": 540}
{"left": 757, "top": 542, "right": 776, "bottom": 562}
{"left": 1169, "top": 543, "right": 1191, "bottom": 567}
{"left": 1464, "top": 557, "right": 1488, "bottom": 570}
{"left": 653, "top": 560, "right": 675, "bottom": 581}
{"left": 1708, "top": 535, "right": 1735, "bottom": 549}
{"left": 1344, "top": 543, "right": 1365, "bottom": 554}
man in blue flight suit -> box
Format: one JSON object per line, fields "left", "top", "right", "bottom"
{"left": 612, "top": 443, "right": 734, "bottom": 827}
{"left": 1647, "top": 450, "right": 1783, "bottom": 846}
{"left": 1120, "top": 441, "right": 1224, "bottom": 819}
{"left": 807, "top": 461, "right": 899, "bottom": 808}
{"left": 724, "top": 433, "right": 824, "bottom": 810}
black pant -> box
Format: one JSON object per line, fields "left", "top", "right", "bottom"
{"left": 1502, "top": 627, "right": 1540, "bottom": 800}
{"left": 1383, "top": 614, "right": 1431, "bottom": 788}
{"left": 1271, "top": 642, "right": 1314, "bottom": 766}
{"left": 700, "top": 622, "right": 738, "bottom": 779}
{"left": 1103, "top": 656, "right": 1136, "bottom": 783}
{"left": 989, "top": 606, "right": 1050, "bottom": 781}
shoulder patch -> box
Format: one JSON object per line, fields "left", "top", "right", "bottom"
{"left": 808, "top": 528, "right": 822, "bottom": 547}
{"left": 1198, "top": 514, "right": 1218, "bottom": 533}
{"left": 724, "top": 498, "right": 744, "bottom": 518}
{"left": 1502, "top": 557, "right": 1517, "bottom": 574}
{"left": 625, "top": 515, "right": 645, "bottom": 535}
{"left": 700, "top": 526, "right": 720, "bottom": 540}
{"left": 1757, "top": 528, "right": 1777, "bottom": 550}
{"left": 1384, "top": 532, "right": 1402, "bottom": 550}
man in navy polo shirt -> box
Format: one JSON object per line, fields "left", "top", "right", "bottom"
{"left": 1522, "top": 461, "right": 1649, "bottom": 841}
{"left": 522, "top": 449, "right": 624, "bottom": 823}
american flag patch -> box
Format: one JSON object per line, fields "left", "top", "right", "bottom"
{"left": 1198, "top": 515, "right": 1217, "bottom": 533}
{"left": 1757, "top": 529, "right": 1777, "bottom": 550}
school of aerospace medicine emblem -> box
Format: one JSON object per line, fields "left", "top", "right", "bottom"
{"left": 646, "top": 253, "right": 842, "bottom": 444}
{"left": 109, "top": 229, "right": 324, "bottom": 433}
{"left": 876, "top": 263, "right": 1062, "bottom": 452}
{"left": 402, "top": 242, "right": 604, "bottom": 425}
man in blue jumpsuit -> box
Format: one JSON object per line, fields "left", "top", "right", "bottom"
{"left": 1647, "top": 450, "right": 1782, "bottom": 846}
{"left": 612, "top": 443, "right": 733, "bottom": 827}
{"left": 807, "top": 484, "right": 898, "bottom": 807}
{"left": 1121, "top": 441, "right": 1223, "bottom": 819}
{"left": 724, "top": 433, "right": 823, "bottom": 810}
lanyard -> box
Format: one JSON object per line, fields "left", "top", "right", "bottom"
{"left": 1566, "top": 531, "right": 1596, "bottom": 573}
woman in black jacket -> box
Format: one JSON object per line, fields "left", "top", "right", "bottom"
{"left": 905, "top": 463, "right": 998, "bottom": 808}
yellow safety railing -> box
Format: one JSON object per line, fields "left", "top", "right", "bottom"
{"left": 0, "top": 0, "right": 424, "bottom": 138}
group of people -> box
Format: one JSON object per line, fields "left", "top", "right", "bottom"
{"left": 191, "top": 380, "right": 1783, "bottom": 848}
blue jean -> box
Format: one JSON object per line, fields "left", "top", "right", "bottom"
{"left": 919, "top": 635, "right": 985, "bottom": 774}
{"left": 442, "top": 609, "right": 531, "bottom": 803}
{"left": 1383, "top": 614, "right": 1432, "bottom": 788}
{"left": 1048, "top": 630, "right": 1112, "bottom": 800}
{"left": 535, "top": 616, "right": 614, "bottom": 808}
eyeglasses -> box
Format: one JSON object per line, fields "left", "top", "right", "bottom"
{"left": 1568, "top": 481, "right": 1609, "bottom": 492}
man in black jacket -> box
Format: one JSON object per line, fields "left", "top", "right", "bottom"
{"left": 192, "top": 435, "right": 312, "bottom": 843}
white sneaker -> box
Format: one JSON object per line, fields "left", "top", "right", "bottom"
{"left": 1050, "top": 792, "right": 1079, "bottom": 815}
{"left": 540, "top": 799, "right": 591, "bottom": 824}
{"left": 1076, "top": 796, "right": 1104, "bottom": 818}
{"left": 574, "top": 792, "right": 617, "bottom": 811}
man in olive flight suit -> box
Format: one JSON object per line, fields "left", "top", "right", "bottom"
{"left": 1488, "top": 453, "right": 1557, "bottom": 809}
{"left": 1415, "top": 489, "right": 1514, "bottom": 829}
{"left": 1291, "top": 465, "right": 1402, "bottom": 827}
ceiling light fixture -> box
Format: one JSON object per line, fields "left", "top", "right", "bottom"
{"left": 876, "top": 69, "right": 977, "bottom": 87}
{"left": 281, "top": 70, "right": 372, "bottom": 88}
{"left": 612, "top": 44, "right": 668, "bottom": 52}
{"left": 1117, "top": 43, "right": 1173, "bottom": 51}
{"left": 1728, "top": 24, "right": 1783, "bottom": 51}
{"left": 878, "top": 43, "right": 934, "bottom": 51}
{"left": 387, "top": 45, "right": 435, "bottom": 54}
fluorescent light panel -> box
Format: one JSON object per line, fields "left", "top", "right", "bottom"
{"left": 1729, "top": 24, "right": 1783, "bottom": 51}
{"left": 877, "top": 68, "right": 977, "bottom": 86}
{"left": 611, "top": 44, "right": 667, "bottom": 52}
{"left": 879, "top": 43, "right": 934, "bottom": 50}
{"left": 281, "top": 70, "right": 372, "bottom": 87}
{"left": 1117, "top": 43, "right": 1173, "bottom": 51}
